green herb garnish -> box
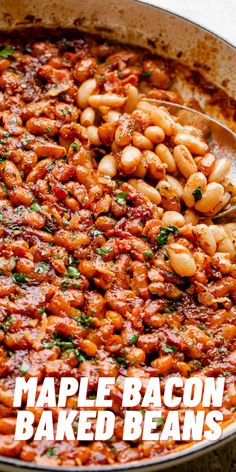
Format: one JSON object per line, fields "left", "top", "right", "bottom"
{"left": 115, "top": 192, "right": 127, "bottom": 205}
{"left": 67, "top": 266, "right": 80, "bottom": 279}
{"left": 192, "top": 186, "right": 202, "bottom": 202}
{"left": 12, "top": 273, "right": 29, "bottom": 284}
{"left": 0, "top": 47, "right": 14, "bottom": 58}
{"left": 30, "top": 203, "right": 41, "bottom": 212}
{"left": 96, "top": 247, "right": 110, "bottom": 255}
{"left": 130, "top": 334, "right": 139, "bottom": 345}
{"left": 157, "top": 226, "right": 179, "bottom": 246}
{"left": 19, "top": 361, "right": 30, "bottom": 376}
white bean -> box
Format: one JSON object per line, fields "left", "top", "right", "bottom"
{"left": 184, "top": 209, "right": 199, "bottom": 226}
{"left": 77, "top": 78, "right": 98, "bottom": 109}
{"left": 155, "top": 144, "right": 176, "bottom": 173}
{"left": 133, "top": 131, "right": 153, "bottom": 150}
{"left": 183, "top": 172, "right": 207, "bottom": 208}
{"left": 173, "top": 145, "right": 197, "bottom": 178}
{"left": 129, "top": 179, "right": 161, "bottom": 204}
{"left": 162, "top": 211, "right": 185, "bottom": 228}
{"left": 208, "top": 158, "right": 231, "bottom": 183}
{"left": 151, "top": 107, "right": 176, "bottom": 136}
{"left": 87, "top": 126, "right": 101, "bottom": 146}
{"left": 143, "top": 150, "right": 167, "bottom": 180}
{"left": 120, "top": 145, "right": 142, "bottom": 174}
{"left": 88, "top": 93, "right": 126, "bottom": 108}
{"left": 80, "top": 107, "right": 95, "bottom": 127}
{"left": 210, "top": 225, "right": 235, "bottom": 259}
{"left": 98, "top": 154, "right": 117, "bottom": 177}
{"left": 124, "top": 85, "right": 139, "bottom": 113}
{"left": 174, "top": 132, "right": 209, "bottom": 155}
{"left": 195, "top": 183, "right": 224, "bottom": 213}
{"left": 166, "top": 175, "right": 183, "bottom": 198}
{"left": 195, "top": 224, "right": 216, "bottom": 256}
{"left": 144, "top": 126, "right": 165, "bottom": 144}
{"left": 168, "top": 243, "right": 197, "bottom": 277}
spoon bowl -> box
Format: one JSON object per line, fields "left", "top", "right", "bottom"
{"left": 143, "top": 99, "right": 236, "bottom": 219}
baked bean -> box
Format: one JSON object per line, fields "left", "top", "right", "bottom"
{"left": 168, "top": 243, "right": 197, "bottom": 276}
{"left": 184, "top": 209, "right": 199, "bottom": 225}
{"left": 0, "top": 161, "right": 22, "bottom": 189}
{"left": 173, "top": 145, "right": 197, "bottom": 178}
{"left": 165, "top": 174, "right": 183, "bottom": 198}
{"left": 98, "top": 154, "right": 117, "bottom": 177}
{"left": 26, "top": 118, "right": 59, "bottom": 136}
{"left": 144, "top": 150, "right": 167, "bottom": 180}
{"left": 88, "top": 93, "right": 126, "bottom": 108}
{"left": 162, "top": 211, "right": 185, "bottom": 228}
{"left": 210, "top": 226, "right": 235, "bottom": 259}
{"left": 126, "top": 347, "right": 146, "bottom": 365}
{"left": 34, "top": 143, "right": 66, "bottom": 159}
{"left": 144, "top": 126, "right": 165, "bottom": 144}
{"left": 104, "top": 110, "right": 121, "bottom": 123}
{"left": 87, "top": 126, "right": 101, "bottom": 146}
{"left": 129, "top": 179, "right": 161, "bottom": 204}
{"left": 80, "top": 107, "right": 96, "bottom": 127}
{"left": 132, "top": 131, "right": 153, "bottom": 150}
{"left": 76, "top": 78, "right": 98, "bottom": 109}
{"left": 26, "top": 158, "right": 53, "bottom": 183}
{"left": 195, "top": 152, "right": 216, "bottom": 176}
{"left": 208, "top": 158, "right": 231, "bottom": 183}
{"left": 120, "top": 145, "right": 142, "bottom": 174}
{"left": 183, "top": 172, "right": 207, "bottom": 208}
{"left": 205, "top": 191, "right": 231, "bottom": 217}
{"left": 124, "top": 85, "right": 139, "bottom": 113}
{"left": 54, "top": 230, "right": 90, "bottom": 250}
{"left": 151, "top": 355, "right": 173, "bottom": 374}
{"left": 155, "top": 143, "right": 176, "bottom": 173}
{"left": 174, "top": 132, "right": 209, "bottom": 155}
{"left": 194, "top": 224, "right": 216, "bottom": 256}
{"left": 151, "top": 107, "right": 176, "bottom": 136}
{"left": 195, "top": 183, "right": 224, "bottom": 213}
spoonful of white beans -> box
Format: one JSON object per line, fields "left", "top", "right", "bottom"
{"left": 143, "top": 99, "right": 236, "bottom": 220}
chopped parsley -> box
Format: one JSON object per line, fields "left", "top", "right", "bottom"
{"left": 46, "top": 447, "right": 58, "bottom": 457}
{"left": 157, "top": 226, "right": 179, "bottom": 246}
{"left": 0, "top": 315, "right": 13, "bottom": 333}
{"left": 163, "top": 307, "right": 173, "bottom": 314}
{"left": 130, "top": 334, "right": 139, "bottom": 345}
{"left": 67, "top": 266, "right": 80, "bottom": 278}
{"left": 71, "top": 141, "right": 79, "bottom": 151}
{"left": 73, "top": 313, "right": 93, "bottom": 328}
{"left": 115, "top": 356, "right": 127, "bottom": 367}
{"left": 141, "top": 70, "right": 153, "bottom": 77}
{"left": 35, "top": 262, "right": 49, "bottom": 274}
{"left": 30, "top": 203, "right": 41, "bottom": 212}
{"left": 38, "top": 306, "right": 46, "bottom": 315}
{"left": 19, "top": 361, "right": 30, "bottom": 376}
{"left": 163, "top": 345, "right": 177, "bottom": 353}
{"left": 1, "top": 182, "right": 8, "bottom": 194}
{"left": 96, "top": 247, "right": 110, "bottom": 255}
{"left": 192, "top": 186, "right": 202, "bottom": 202}
{"left": 12, "top": 273, "right": 29, "bottom": 284}
{"left": 154, "top": 417, "right": 165, "bottom": 427}
{"left": 0, "top": 46, "right": 14, "bottom": 58}
{"left": 143, "top": 251, "right": 154, "bottom": 259}
{"left": 115, "top": 191, "right": 127, "bottom": 205}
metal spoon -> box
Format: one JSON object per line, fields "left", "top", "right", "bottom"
{"left": 143, "top": 99, "right": 236, "bottom": 220}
